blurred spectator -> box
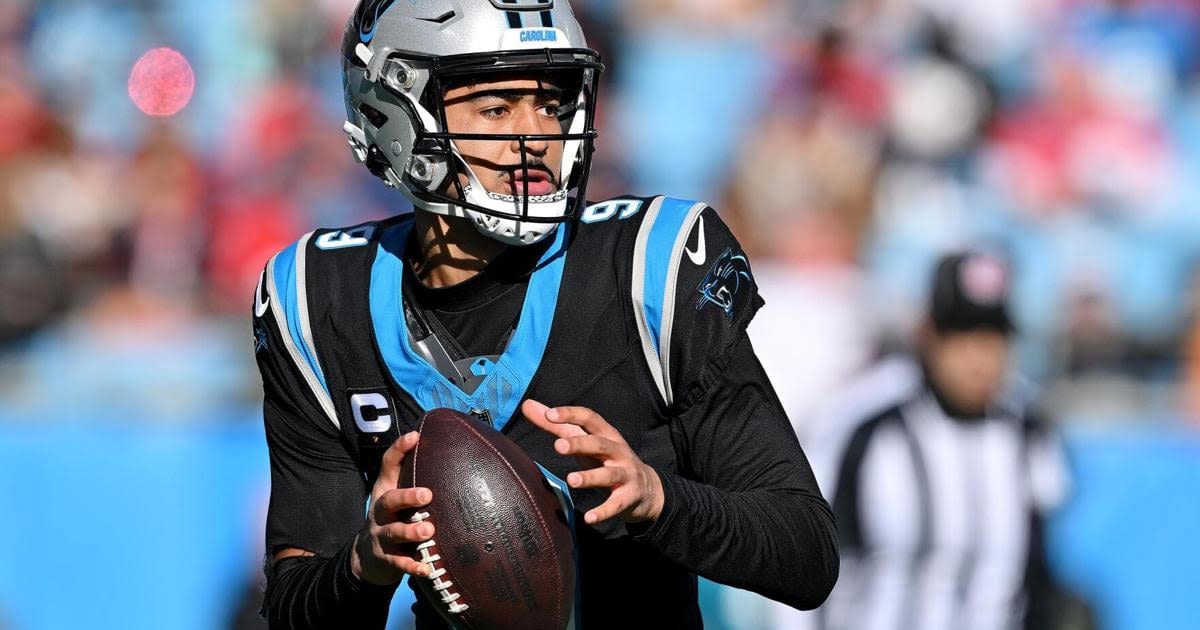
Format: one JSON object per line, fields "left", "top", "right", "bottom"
{"left": 1181, "top": 259, "right": 1200, "bottom": 421}
{"left": 785, "top": 252, "right": 1079, "bottom": 630}
{"left": 207, "top": 78, "right": 357, "bottom": 311}
{"left": 0, "top": 209, "right": 66, "bottom": 346}
{"left": 722, "top": 26, "right": 883, "bottom": 265}
{"left": 124, "top": 122, "right": 207, "bottom": 304}
{"left": 612, "top": 0, "right": 779, "bottom": 201}
{"left": 0, "top": 0, "right": 1193, "bottom": 421}
{"left": 252, "top": 0, "right": 328, "bottom": 75}
{"left": 1058, "top": 280, "right": 1126, "bottom": 378}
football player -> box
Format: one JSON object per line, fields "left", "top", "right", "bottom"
{"left": 253, "top": 1, "right": 839, "bottom": 627}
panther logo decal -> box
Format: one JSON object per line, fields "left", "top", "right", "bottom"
{"left": 696, "top": 247, "right": 751, "bottom": 317}
{"left": 355, "top": 0, "right": 398, "bottom": 43}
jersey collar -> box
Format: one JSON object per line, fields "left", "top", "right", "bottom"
{"left": 370, "top": 218, "right": 569, "bottom": 430}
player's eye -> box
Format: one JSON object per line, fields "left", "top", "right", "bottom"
{"left": 539, "top": 102, "right": 561, "bottom": 117}
{"left": 480, "top": 105, "right": 509, "bottom": 120}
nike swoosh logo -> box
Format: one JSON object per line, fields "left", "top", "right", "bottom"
{"left": 254, "top": 272, "right": 270, "bottom": 318}
{"left": 684, "top": 215, "right": 706, "bottom": 265}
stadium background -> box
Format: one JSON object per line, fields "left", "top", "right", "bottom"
{"left": 1, "top": 0, "right": 1198, "bottom": 628}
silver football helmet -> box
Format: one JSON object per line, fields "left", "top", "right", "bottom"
{"left": 341, "top": 0, "right": 602, "bottom": 245}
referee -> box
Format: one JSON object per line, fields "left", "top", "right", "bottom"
{"left": 805, "top": 252, "right": 1071, "bottom": 630}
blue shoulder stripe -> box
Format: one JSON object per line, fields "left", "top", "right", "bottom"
{"left": 272, "top": 235, "right": 330, "bottom": 397}
{"left": 631, "top": 197, "right": 708, "bottom": 406}
{"left": 263, "top": 233, "right": 339, "bottom": 427}
{"left": 641, "top": 197, "right": 698, "bottom": 351}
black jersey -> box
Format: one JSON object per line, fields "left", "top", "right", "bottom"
{"left": 252, "top": 195, "right": 839, "bottom": 629}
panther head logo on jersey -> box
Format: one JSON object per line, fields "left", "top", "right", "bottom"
{"left": 253, "top": 320, "right": 269, "bottom": 353}
{"left": 697, "top": 248, "right": 751, "bottom": 317}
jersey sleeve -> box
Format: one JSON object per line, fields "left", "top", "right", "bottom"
{"left": 625, "top": 198, "right": 837, "bottom": 609}
{"left": 631, "top": 335, "right": 840, "bottom": 610}
{"left": 252, "top": 252, "right": 368, "bottom": 560}
{"left": 628, "top": 198, "right": 764, "bottom": 411}
{"left": 254, "top": 243, "right": 402, "bottom": 628}
{"left": 665, "top": 205, "right": 763, "bottom": 409}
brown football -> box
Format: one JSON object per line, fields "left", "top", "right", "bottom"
{"left": 400, "top": 408, "right": 575, "bottom": 630}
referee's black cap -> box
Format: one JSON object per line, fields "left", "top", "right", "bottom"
{"left": 929, "top": 251, "right": 1015, "bottom": 335}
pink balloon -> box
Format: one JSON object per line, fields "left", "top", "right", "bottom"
{"left": 128, "top": 47, "right": 195, "bottom": 117}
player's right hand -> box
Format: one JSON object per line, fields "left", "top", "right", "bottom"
{"left": 351, "top": 430, "right": 436, "bottom": 585}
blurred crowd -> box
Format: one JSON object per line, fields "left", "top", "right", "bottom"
{"left": 2, "top": 0, "right": 1200, "bottom": 428}
{"left": 2, "top": 2, "right": 1199, "bottom": 630}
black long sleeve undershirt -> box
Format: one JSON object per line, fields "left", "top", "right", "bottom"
{"left": 632, "top": 335, "right": 840, "bottom": 610}
{"left": 263, "top": 535, "right": 397, "bottom": 628}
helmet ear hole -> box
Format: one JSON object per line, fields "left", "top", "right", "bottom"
{"left": 358, "top": 103, "right": 389, "bottom": 129}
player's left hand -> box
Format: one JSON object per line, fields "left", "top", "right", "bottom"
{"left": 521, "top": 399, "right": 664, "bottom": 526}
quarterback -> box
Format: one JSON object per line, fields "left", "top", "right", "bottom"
{"left": 252, "top": 0, "right": 839, "bottom": 627}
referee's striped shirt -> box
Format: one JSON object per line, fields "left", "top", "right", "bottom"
{"left": 805, "top": 357, "right": 1069, "bottom": 630}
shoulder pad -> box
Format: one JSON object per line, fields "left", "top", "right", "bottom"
{"left": 257, "top": 221, "right": 392, "bottom": 430}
